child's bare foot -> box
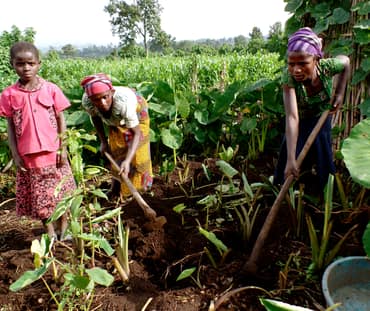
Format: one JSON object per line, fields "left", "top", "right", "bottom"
{"left": 44, "top": 223, "right": 57, "bottom": 240}
{"left": 59, "top": 214, "right": 69, "bottom": 241}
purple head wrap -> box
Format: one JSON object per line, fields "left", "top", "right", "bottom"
{"left": 287, "top": 27, "right": 323, "bottom": 58}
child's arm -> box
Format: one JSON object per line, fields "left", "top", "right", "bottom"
{"left": 56, "top": 111, "right": 67, "bottom": 167}
{"left": 6, "top": 118, "right": 26, "bottom": 171}
{"left": 331, "top": 55, "right": 350, "bottom": 112}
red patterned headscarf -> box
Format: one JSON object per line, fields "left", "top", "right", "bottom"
{"left": 80, "top": 73, "right": 113, "bottom": 97}
{"left": 287, "top": 27, "right": 323, "bottom": 58}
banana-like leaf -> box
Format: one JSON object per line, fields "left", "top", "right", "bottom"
{"left": 342, "top": 119, "right": 370, "bottom": 188}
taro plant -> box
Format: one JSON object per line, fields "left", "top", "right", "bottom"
{"left": 173, "top": 203, "right": 187, "bottom": 225}
{"left": 142, "top": 80, "right": 186, "bottom": 166}
{"left": 197, "top": 193, "right": 220, "bottom": 230}
{"left": 197, "top": 221, "right": 230, "bottom": 268}
{"left": 341, "top": 118, "right": 370, "bottom": 257}
{"left": 237, "top": 78, "right": 283, "bottom": 159}
{"left": 176, "top": 266, "right": 203, "bottom": 289}
{"left": 286, "top": 184, "right": 305, "bottom": 238}
{"left": 112, "top": 214, "right": 130, "bottom": 283}
{"left": 216, "top": 159, "right": 267, "bottom": 244}
{"left": 10, "top": 131, "right": 132, "bottom": 309}
{"left": 0, "top": 118, "right": 11, "bottom": 169}
{"left": 59, "top": 127, "right": 97, "bottom": 186}
{"left": 306, "top": 174, "right": 358, "bottom": 277}
{"left": 232, "top": 173, "right": 263, "bottom": 244}
{"left": 17, "top": 126, "right": 132, "bottom": 308}
{"left": 197, "top": 159, "right": 266, "bottom": 245}
{"left": 9, "top": 233, "right": 114, "bottom": 311}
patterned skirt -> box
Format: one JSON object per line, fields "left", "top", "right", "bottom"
{"left": 108, "top": 95, "right": 153, "bottom": 198}
{"left": 16, "top": 151, "right": 76, "bottom": 220}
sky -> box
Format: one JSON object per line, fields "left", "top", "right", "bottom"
{"left": 0, "top": 0, "right": 291, "bottom": 49}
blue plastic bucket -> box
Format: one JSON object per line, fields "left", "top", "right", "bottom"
{"left": 322, "top": 256, "right": 370, "bottom": 311}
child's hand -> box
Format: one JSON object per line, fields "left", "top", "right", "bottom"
{"left": 57, "top": 149, "right": 68, "bottom": 168}
{"left": 13, "top": 154, "right": 26, "bottom": 171}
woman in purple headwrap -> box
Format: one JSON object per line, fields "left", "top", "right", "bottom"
{"left": 274, "top": 27, "right": 350, "bottom": 192}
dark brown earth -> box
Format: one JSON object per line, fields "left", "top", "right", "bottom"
{"left": 0, "top": 156, "right": 367, "bottom": 311}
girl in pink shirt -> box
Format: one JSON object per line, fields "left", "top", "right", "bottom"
{"left": 0, "top": 42, "right": 76, "bottom": 240}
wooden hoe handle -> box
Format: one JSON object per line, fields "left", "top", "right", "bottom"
{"left": 243, "top": 110, "right": 330, "bottom": 275}
{"left": 104, "top": 152, "right": 157, "bottom": 220}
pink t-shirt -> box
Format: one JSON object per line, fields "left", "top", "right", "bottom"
{"left": 0, "top": 79, "right": 71, "bottom": 156}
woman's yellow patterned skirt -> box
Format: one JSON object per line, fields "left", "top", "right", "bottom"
{"left": 108, "top": 94, "right": 153, "bottom": 198}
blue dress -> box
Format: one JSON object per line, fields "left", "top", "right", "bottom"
{"left": 274, "top": 58, "right": 345, "bottom": 191}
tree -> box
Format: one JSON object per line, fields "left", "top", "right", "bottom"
{"left": 265, "top": 22, "right": 286, "bottom": 56}
{"left": 234, "top": 35, "right": 248, "bottom": 48}
{"left": 247, "top": 27, "right": 266, "bottom": 54}
{"left": 61, "top": 44, "right": 78, "bottom": 58}
{"left": 105, "top": 0, "right": 170, "bottom": 57}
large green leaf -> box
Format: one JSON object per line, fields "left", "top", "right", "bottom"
{"left": 329, "top": 7, "right": 350, "bottom": 25}
{"left": 308, "top": 3, "right": 331, "bottom": 19}
{"left": 66, "top": 110, "right": 90, "bottom": 127}
{"left": 194, "top": 109, "right": 209, "bottom": 125}
{"left": 313, "top": 18, "right": 329, "bottom": 33}
{"left": 342, "top": 119, "right": 370, "bottom": 188}
{"left": 327, "top": 38, "right": 354, "bottom": 56}
{"left": 9, "top": 260, "right": 52, "bottom": 292}
{"left": 352, "top": 68, "right": 370, "bottom": 85}
{"left": 161, "top": 122, "right": 183, "bottom": 150}
{"left": 216, "top": 160, "right": 238, "bottom": 178}
{"left": 86, "top": 267, "right": 114, "bottom": 287}
{"left": 352, "top": 1, "right": 370, "bottom": 15}
{"left": 285, "top": 0, "right": 304, "bottom": 13}
{"left": 65, "top": 273, "right": 91, "bottom": 289}
{"left": 153, "top": 81, "right": 175, "bottom": 104}
{"left": 359, "top": 98, "right": 370, "bottom": 117}
{"left": 240, "top": 117, "right": 257, "bottom": 134}
{"left": 354, "top": 21, "right": 370, "bottom": 45}
{"left": 175, "top": 95, "right": 191, "bottom": 119}
{"left": 361, "top": 58, "right": 370, "bottom": 72}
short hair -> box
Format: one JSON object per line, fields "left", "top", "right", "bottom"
{"left": 10, "top": 41, "right": 40, "bottom": 61}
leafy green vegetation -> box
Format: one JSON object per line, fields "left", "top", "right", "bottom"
{"left": 1, "top": 0, "right": 369, "bottom": 309}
